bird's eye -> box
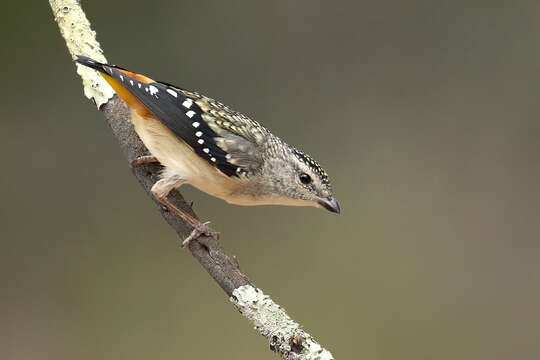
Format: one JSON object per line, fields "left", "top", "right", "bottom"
{"left": 299, "top": 173, "right": 312, "bottom": 184}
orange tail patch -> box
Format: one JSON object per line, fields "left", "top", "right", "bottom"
{"left": 100, "top": 72, "right": 155, "bottom": 118}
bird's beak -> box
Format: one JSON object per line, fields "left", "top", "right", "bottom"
{"left": 318, "top": 196, "right": 340, "bottom": 214}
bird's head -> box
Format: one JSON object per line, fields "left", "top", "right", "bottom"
{"left": 257, "top": 146, "right": 340, "bottom": 213}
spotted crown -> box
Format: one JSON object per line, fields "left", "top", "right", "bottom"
{"left": 292, "top": 149, "right": 330, "bottom": 187}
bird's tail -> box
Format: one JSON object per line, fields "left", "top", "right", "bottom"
{"left": 74, "top": 55, "right": 110, "bottom": 73}
{"left": 75, "top": 55, "right": 155, "bottom": 117}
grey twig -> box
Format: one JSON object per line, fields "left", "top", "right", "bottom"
{"left": 49, "top": 1, "right": 334, "bottom": 359}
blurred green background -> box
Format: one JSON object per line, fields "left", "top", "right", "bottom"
{"left": 2, "top": 1, "right": 540, "bottom": 359}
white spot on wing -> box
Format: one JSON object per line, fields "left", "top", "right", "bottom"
{"left": 119, "top": 75, "right": 124, "bottom": 81}
{"left": 211, "top": 157, "right": 216, "bottom": 162}
{"left": 225, "top": 154, "right": 231, "bottom": 160}
{"left": 198, "top": 139, "right": 204, "bottom": 144}
{"left": 149, "top": 85, "right": 159, "bottom": 96}
{"left": 195, "top": 131, "right": 203, "bottom": 137}
{"left": 138, "top": 83, "right": 141, "bottom": 88}
{"left": 186, "top": 110, "right": 196, "bottom": 118}
{"left": 130, "top": 80, "right": 134, "bottom": 86}
{"left": 166, "top": 89, "right": 178, "bottom": 97}
{"left": 203, "top": 148, "right": 210, "bottom": 153}
{"left": 192, "top": 122, "right": 200, "bottom": 128}
{"left": 182, "top": 99, "right": 193, "bottom": 108}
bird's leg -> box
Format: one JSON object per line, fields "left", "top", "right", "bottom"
{"left": 151, "top": 174, "right": 219, "bottom": 247}
{"left": 156, "top": 196, "right": 218, "bottom": 247}
{"left": 131, "top": 155, "right": 159, "bottom": 166}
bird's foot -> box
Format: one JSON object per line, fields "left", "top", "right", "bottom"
{"left": 181, "top": 221, "right": 220, "bottom": 247}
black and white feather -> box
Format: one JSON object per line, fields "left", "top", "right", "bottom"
{"left": 76, "top": 56, "right": 271, "bottom": 178}
{"left": 125, "top": 81, "right": 247, "bottom": 177}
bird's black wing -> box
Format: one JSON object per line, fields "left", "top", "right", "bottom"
{"left": 176, "top": 88, "right": 269, "bottom": 176}
{"left": 76, "top": 56, "right": 264, "bottom": 177}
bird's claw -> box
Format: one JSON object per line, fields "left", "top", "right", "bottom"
{"left": 181, "top": 221, "right": 219, "bottom": 247}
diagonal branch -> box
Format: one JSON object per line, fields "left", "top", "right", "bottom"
{"left": 49, "top": 1, "right": 334, "bottom": 359}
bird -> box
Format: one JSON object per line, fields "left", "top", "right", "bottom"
{"left": 75, "top": 56, "right": 340, "bottom": 246}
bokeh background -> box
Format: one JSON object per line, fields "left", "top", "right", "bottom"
{"left": 2, "top": 1, "right": 540, "bottom": 359}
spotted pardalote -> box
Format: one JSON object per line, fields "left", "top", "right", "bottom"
{"left": 75, "top": 56, "right": 339, "bottom": 246}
